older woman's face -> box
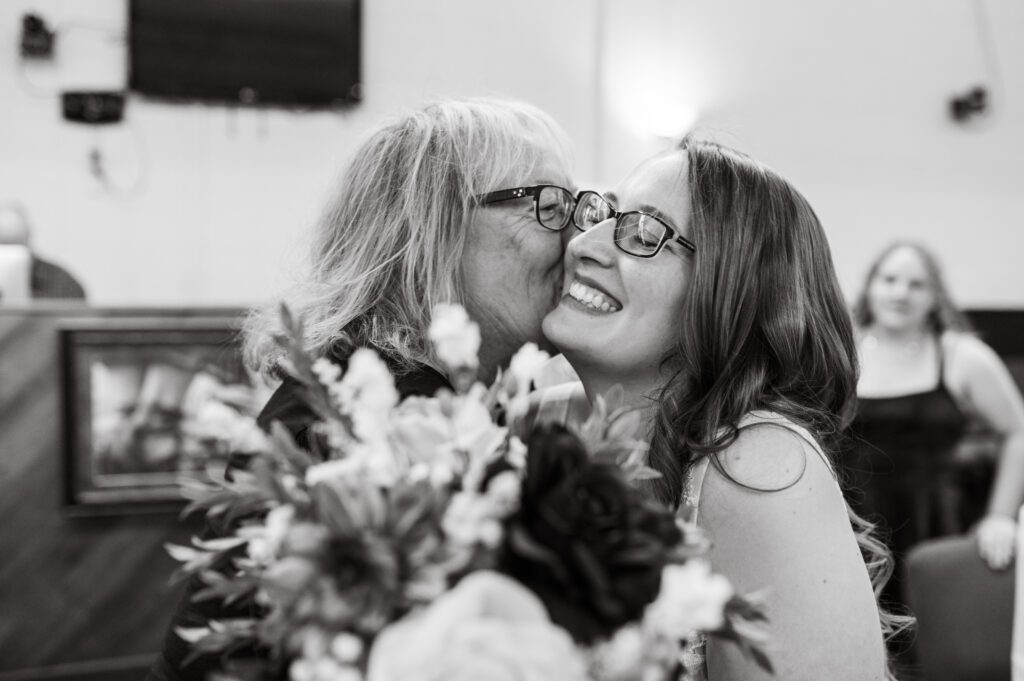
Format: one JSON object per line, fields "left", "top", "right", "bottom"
{"left": 462, "top": 154, "right": 573, "bottom": 360}
{"left": 867, "top": 246, "right": 936, "bottom": 332}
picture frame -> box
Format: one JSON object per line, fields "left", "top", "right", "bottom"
{"left": 59, "top": 315, "right": 254, "bottom": 514}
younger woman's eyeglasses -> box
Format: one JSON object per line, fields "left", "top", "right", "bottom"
{"left": 572, "top": 190, "right": 695, "bottom": 258}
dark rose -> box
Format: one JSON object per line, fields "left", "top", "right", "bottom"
{"left": 496, "top": 423, "right": 682, "bottom": 644}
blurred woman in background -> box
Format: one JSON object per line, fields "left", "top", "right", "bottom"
{"left": 847, "top": 242, "right": 1024, "bottom": 606}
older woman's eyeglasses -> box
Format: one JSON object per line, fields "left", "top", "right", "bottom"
{"left": 572, "top": 190, "right": 695, "bottom": 258}
{"left": 476, "top": 185, "right": 576, "bottom": 231}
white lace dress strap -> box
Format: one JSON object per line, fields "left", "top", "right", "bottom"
{"left": 680, "top": 410, "right": 832, "bottom": 523}
{"left": 736, "top": 409, "right": 837, "bottom": 479}
{"left": 681, "top": 456, "right": 713, "bottom": 524}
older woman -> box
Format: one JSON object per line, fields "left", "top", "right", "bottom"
{"left": 242, "top": 98, "right": 576, "bottom": 448}
{"left": 146, "top": 98, "right": 576, "bottom": 681}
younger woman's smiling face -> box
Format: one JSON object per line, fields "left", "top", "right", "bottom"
{"left": 542, "top": 150, "right": 694, "bottom": 380}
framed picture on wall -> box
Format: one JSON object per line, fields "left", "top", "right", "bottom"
{"left": 59, "top": 315, "right": 259, "bottom": 513}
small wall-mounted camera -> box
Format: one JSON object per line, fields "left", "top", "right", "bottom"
{"left": 20, "top": 13, "right": 55, "bottom": 59}
{"left": 949, "top": 86, "right": 988, "bottom": 123}
{"left": 62, "top": 92, "right": 126, "bottom": 125}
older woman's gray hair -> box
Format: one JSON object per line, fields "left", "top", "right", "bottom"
{"left": 243, "top": 98, "right": 573, "bottom": 378}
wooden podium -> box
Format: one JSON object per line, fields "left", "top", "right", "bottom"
{"left": 0, "top": 305, "right": 241, "bottom": 681}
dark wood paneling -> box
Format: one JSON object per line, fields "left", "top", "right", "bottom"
{"left": 968, "top": 310, "right": 1024, "bottom": 391}
{"left": 0, "top": 307, "right": 240, "bottom": 677}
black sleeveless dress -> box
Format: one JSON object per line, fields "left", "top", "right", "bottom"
{"left": 844, "top": 339, "right": 970, "bottom": 608}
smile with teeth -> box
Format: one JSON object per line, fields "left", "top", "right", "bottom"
{"left": 568, "top": 281, "right": 621, "bottom": 313}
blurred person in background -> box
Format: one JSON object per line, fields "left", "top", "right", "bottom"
{"left": 146, "top": 97, "right": 577, "bottom": 681}
{"left": 0, "top": 203, "right": 86, "bottom": 300}
{"left": 845, "top": 241, "right": 1024, "bottom": 669}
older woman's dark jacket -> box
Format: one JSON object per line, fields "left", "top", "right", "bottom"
{"left": 144, "top": 348, "right": 449, "bottom": 681}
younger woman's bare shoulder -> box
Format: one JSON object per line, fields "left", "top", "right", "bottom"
{"left": 700, "top": 423, "right": 846, "bottom": 523}
{"left": 714, "top": 424, "right": 815, "bottom": 492}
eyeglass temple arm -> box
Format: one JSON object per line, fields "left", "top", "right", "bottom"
{"left": 477, "top": 187, "right": 533, "bottom": 204}
{"left": 674, "top": 235, "right": 697, "bottom": 252}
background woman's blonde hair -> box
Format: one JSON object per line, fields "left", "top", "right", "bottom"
{"left": 242, "top": 98, "right": 573, "bottom": 378}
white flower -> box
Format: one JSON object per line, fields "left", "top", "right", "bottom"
{"left": 645, "top": 560, "right": 734, "bottom": 636}
{"left": 390, "top": 396, "right": 458, "bottom": 469}
{"left": 367, "top": 571, "right": 588, "bottom": 681}
{"left": 505, "top": 343, "right": 551, "bottom": 420}
{"left": 290, "top": 655, "right": 361, "bottom": 681}
{"left": 429, "top": 304, "right": 481, "bottom": 371}
{"left": 451, "top": 386, "right": 508, "bottom": 489}
{"left": 306, "top": 458, "right": 359, "bottom": 487}
{"left": 312, "top": 357, "right": 343, "bottom": 387}
{"left": 300, "top": 627, "right": 330, "bottom": 658}
{"left": 328, "top": 349, "right": 398, "bottom": 445}
{"left": 506, "top": 436, "right": 527, "bottom": 470}
{"left": 341, "top": 349, "right": 399, "bottom": 416}
{"left": 588, "top": 625, "right": 645, "bottom": 681}
{"left": 188, "top": 400, "right": 270, "bottom": 453}
{"left": 508, "top": 343, "right": 550, "bottom": 387}
{"left": 485, "top": 471, "right": 521, "bottom": 516}
{"left": 451, "top": 385, "right": 504, "bottom": 451}
{"left": 408, "top": 461, "right": 455, "bottom": 488}
{"left": 230, "top": 418, "right": 272, "bottom": 454}
{"left": 330, "top": 633, "right": 364, "bottom": 663}
{"left": 305, "top": 444, "right": 398, "bottom": 488}
{"left": 245, "top": 504, "right": 296, "bottom": 564}
{"left": 320, "top": 420, "right": 357, "bottom": 451}
{"left": 443, "top": 492, "right": 505, "bottom": 548}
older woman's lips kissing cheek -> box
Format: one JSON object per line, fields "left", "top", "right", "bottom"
{"left": 563, "top": 273, "right": 622, "bottom": 314}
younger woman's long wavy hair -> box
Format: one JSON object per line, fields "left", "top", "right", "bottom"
{"left": 852, "top": 240, "right": 973, "bottom": 334}
{"left": 243, "top": 98, "right": 572, "bottom": 378}
{"left": 645, "top": 137, "right": 909, "bottom": 661}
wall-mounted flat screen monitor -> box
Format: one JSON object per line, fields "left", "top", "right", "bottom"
{"left": 129, "top": 0, "right": 361, "bottom": 108}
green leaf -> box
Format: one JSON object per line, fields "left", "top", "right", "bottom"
{"left": 269, "top": 421, "right": 316, "bottom": 472}
{"left": 165, "top": 542, "right": 206, "bottom": 563}
{"left": 194, "top": 572, "right": 260, "bottom": 606}
{"left": 623, "top": 464, "right": 663, "bottom": 483}
{"left": 179, "top": 619, "right": 260, "bottom": 667}
{"left": 310, "top": 481, "right": 358, "bottom": 535}
{"left": 193, "top": 536, "right": 249, "bottom": 553}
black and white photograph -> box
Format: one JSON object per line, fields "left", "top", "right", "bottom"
{"left": 1, "top": 1, "right": 1023, "bottom": 680}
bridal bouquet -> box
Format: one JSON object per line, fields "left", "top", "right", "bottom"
{"left": 168, "top": 304, "right": 770, "bottom": 681}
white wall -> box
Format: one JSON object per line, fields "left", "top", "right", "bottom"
{"left": 0, "top": 0, "right": 598, "bottom": 305}
{"left": 1, "top": 0, "right": 1022, "bottom": 307}
{"left": 601, "top": 0, "right": 1024, "bottom": 307}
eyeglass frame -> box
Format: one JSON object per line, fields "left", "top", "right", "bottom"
{"left": 571, "top": 190, "right": 696, "bottom": 258}
{"left": 475, "top": 184, "right": 576, "bottom": 232}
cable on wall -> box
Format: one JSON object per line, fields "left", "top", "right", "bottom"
{"left": 949, "top": 0, "right": 1002, "bottom": 123}
{"left": 87, "top": 122, "right": 150, "bottom": 200}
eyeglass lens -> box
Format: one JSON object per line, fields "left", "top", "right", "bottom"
{"left": 573, "top": 192, "right": 669, "bottom": 257}
{"left": 536, "top": 186, "right": 575, "bottom": 230}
